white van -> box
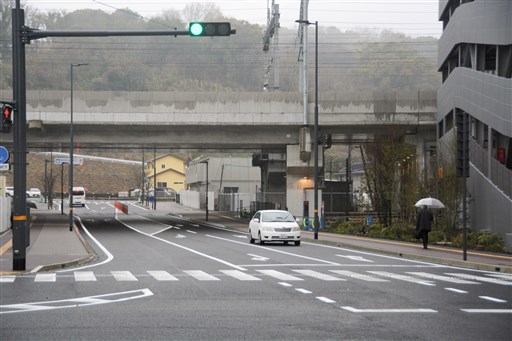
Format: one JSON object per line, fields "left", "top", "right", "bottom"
{"left": 71, "top": 186, "right": 86, "bottom": 207}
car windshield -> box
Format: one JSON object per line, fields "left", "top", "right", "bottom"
{"left": 73, "top": 190, "right": 85, "bottom": 195}
{"left": 261, "top": 212, "right": 295, "bottom": 223}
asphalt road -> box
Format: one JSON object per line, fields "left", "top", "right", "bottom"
{"left": 1, "top": 201, "right": 511, "bottom": 340}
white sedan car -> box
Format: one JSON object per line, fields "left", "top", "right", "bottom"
{"left": 248, "top": 210, "right": 301, "bottom": 246}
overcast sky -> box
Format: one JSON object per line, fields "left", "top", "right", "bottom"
{"left": 25, "top": 0, "right": 442, "bottom": 37}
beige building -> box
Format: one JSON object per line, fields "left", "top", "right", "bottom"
{"left": 145, "top": 154, "right": 186, "bottom": 192}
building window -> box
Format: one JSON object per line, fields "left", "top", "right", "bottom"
{"left": 161, "top": 164, "right": 166, "bottom": 169}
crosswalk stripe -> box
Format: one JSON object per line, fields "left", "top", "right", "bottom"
{"left": 0, "top": 276, "right": 16, "bottom": 283}
{"left": 446, "top": 273, "right": 512, "bottom": 285}
{"left": 407, "top": 272, "right": 479, "bottom": 284}
{"left": 183, "top": 270, "right": 220, "bottom": 281}
{"left": 293, "top": 269, "right": 345, "bottom": 281}
{"left": 256, "top": 270, "right": 303, "bottom": 281}
{"left": 111, "top": 271, "right": 138, "bottom": 281}
{"left": 74, "top": 271, "right": 97, "bottom": 282}
{"left": 147, "top": 270, "right": 178, "bottom": 281}
{"left": 367, "top": 271, "right": 435, "bottom": 286}
{"left": 219, "top": 270, "right": 261, "bottom": 281}
{"left": 330, "top": 270, "right": 388, "bottom": 282}
{"left": 486, "top": 273, "right": 512, "bottom": 280}
{"left": 35, "top": 273, "right": 56, "bottom": 282}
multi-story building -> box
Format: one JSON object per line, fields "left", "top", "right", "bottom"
{"left": 437, "top": 0, "right": 512, "bottom": 249}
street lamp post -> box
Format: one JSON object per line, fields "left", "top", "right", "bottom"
{"left": 200, "top": 159, "right": 209, "bottom": 221}
{"left": 296, "top": 19, "right": 319, "bottom": 239}
{"left": 69, "top": 63, "right": 87, "bottom": 231}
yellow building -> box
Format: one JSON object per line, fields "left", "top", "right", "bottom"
{"left": 145, "top": 154, "right": 186, "bottom": 192}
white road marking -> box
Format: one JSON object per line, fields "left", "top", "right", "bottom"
{"left": 116, "top": 215, "right": 246, "bottom": 271}
{"left": 248, "top": 254, "right": 269, "bottom": 261}
{"left": 341, "top": 306, "right": 437, "bottom": 313}
{"left": 479, "top": 296, "right": 507, "bottom": 303}
{"left": 111, "top": 271, "right": 138, "bottom": 281}
{"left": 147, "top": 270, "right": 178, "bottom": 281}
{"left": 256, "top": 270, "right": 303, "bottom": 281}
{"left": 293, "top": 269, "right": 345, "bottom": 281}
{"left": 445, "top": 288, "right": 468, "bottom": 294}
{"left": 330, "top": 270, "right": 388, "bottom": 282}
{"left": 219, "top": 270, "right": 261, "bottom": 281}
{"left": 74, "top": 271, "right": 97, "bottom": 282}
{"left": 0, "top": 276, "right": 16, "bottom": 283}
{"left": 486, "top": 273, "right": 512, "bottom": 280}
{"left": 461, "top": 309, "right": 512, "bottom": 314}
{"left": 0, "top": 288, "right": 153, "bottom": 314}
{"left": 407, "top": 272, "right": 480, "bottom": 284}
{"left": 150, "top": 226, "right": 177, "bottom": 236}
{"left": 336, "top": 255, "right": 374, "bottom": 263}
{"left": 183, "top": 270, "right": 220, "bottom": 281}
{"left": 206, "top": 234, "right": 340, "bottom": 266}
{"left": 296, "top": 288, "right": 312, "bottom": 294}
{"left": 446, "top": 273, "right": 512, "bottom": 285}
{"left": 58, "top": 216, "right": 114, "bottom": 273}
{"left": 186, "top": 230, "right": 197, "bottom": 234}
{"left": 278, "top": 282, "right": 293, "bottom": 287}
{"left": 234, "top": 235, "right": 248, "bottom": 239}
{"left": 175, "top": 234, "right": 186, "bottom": 239}
{"left": 316, "top": 297, "right": 336, "bottom": 304}
{"left": 367, "top": 271, "right": 436, "bottom": 286}
{"left": 34, "top": 273, "right": 56, "bottom": 282}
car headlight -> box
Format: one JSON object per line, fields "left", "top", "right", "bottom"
{"left": 292, "top": 226, "right": 301, "bottom": 232}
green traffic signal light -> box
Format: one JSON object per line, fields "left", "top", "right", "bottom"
{"left": 189, "top": 23, "right": 204, "bottom": 36}
{"left": 188, "top": 22, "right": 232, "bottom": 37}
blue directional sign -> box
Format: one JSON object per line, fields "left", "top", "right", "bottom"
{"left": 0, "top": 146, "right": 9, "bottom": 164}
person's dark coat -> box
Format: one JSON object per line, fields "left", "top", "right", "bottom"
{"left": 416, "top": 208, "right": 434, "bottom": 231}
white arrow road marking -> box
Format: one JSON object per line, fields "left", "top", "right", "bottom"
{"left": 186, "top": 230, "right": 197, "bottom": 234}
{"left": 0, "top": 288, "right": 153, "bottom": 314}
{"left": 336, "top": 255, "right": 374, "bottom": 263}
{"left": 247, "top": 254, "right": 269, "bottom": 261}
{"left": 176, "top": 234, "right": 186, "bottom": 239}
{"left": 341, "top": 306, "right": 437, "bottom": 313}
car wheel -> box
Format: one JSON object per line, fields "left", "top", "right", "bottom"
{"left": 294, "top": 241, "right": 301, "bottom": 246}
{"left": 249, "top": 230, "right": 255, "bottom": 244}
{"left": 258, "top": 231, "right": 265, "bottom": 245}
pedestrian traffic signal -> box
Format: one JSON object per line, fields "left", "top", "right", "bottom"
{"left": 188, "top": 22, "right": 233, "bottom": 37}
{"left": 1, "top": 103, "right": 13, "bottom": 133}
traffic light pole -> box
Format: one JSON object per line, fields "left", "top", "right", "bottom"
{"left": 11, "top": 3, "right": 28, "bottom": 270}
{"left": 10, "top": 1, "right": 235, "bottom": 270}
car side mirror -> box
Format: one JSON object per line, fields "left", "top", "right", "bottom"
{"left": 253, "top": 218, "right": 260, "bottom": 223}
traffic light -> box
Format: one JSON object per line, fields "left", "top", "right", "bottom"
{"left": 188, "top": 22, "right": 232, "bottom": 37}
{"left": 455, "top": 111, "right": 469, "bottom": 178}
{"left": 1, "top": 103, "right": 13, "bottom": 133}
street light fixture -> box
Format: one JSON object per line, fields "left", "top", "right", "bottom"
{"left": 296, "top": 19, "right": 319, "bottom": 239}
{"left": 69, "top": 63, "right": 88, "bottom": 231}
{"left": 199, "top": 159, "right": 209, "bottom": 221}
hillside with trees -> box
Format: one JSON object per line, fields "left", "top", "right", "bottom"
{"left": 1, "top": 2, "right": 439, "bottom": 93}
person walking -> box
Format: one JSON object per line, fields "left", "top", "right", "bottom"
{"left": 416, "top": 205, "right": 434, "bottom": 249}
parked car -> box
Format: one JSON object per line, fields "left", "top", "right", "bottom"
{"left": 28, "top": 188, "right": 41, "bottom": 198}
{"left": 248, "top": 210, "right": 301, "bottom": 246}
{"left": 149, "top": 188, "right": 177, "bottom": 200}
{"left": 5, "top": 186, "right": 14, "bottom": 197}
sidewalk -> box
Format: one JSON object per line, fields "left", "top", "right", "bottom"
{"left": 1, "top": 201, "right": 510, "bottom": 274}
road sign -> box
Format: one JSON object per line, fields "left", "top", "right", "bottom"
{"left": 54, "top": 157, "right": 84, "bottom": 165}
{"left": 0, "top": 146, "right": 9, "bottom": 163}
{"left": 0, "top": 163, "right": 9, "bottom": 171}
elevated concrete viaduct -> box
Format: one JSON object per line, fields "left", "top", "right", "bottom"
{"left": 0, "top": 90, "right": 437, "bottom": 216}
